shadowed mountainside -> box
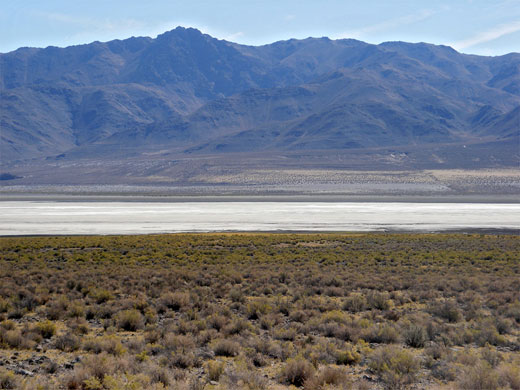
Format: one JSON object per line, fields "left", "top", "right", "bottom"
{"left": 1, "top": 27, "right": 519, "bottom": 183}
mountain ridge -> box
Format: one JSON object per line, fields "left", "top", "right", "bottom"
{"left": 1, "top": 27, "right": 519, "bottom": 181}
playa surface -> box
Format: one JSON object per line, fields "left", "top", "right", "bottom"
{"left": 1, "top": 201, "right": 519, "bottom": 235}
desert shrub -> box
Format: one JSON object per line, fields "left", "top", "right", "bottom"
{"left": 0, "top": 299, "right": 11, "bottom": 313}
{"left": 188, "top": 376, "right": 205, "bottom": 390}
{"left": 35, "top": 320, "right": 56, "bottom": 339}
{"left": 246, "top": 299, "right": 271, "bottom": 320}
{"left": 481, "top": 344, "right": 502, "bottom": 367}
{"left": 369, "top": 346, "right": 419, "bottom": 389}
{"left": 221, "top": 367, "right": 268, "bottom": 390}
{"left": 15, "top": 290, "right": 39, "bottom": 312}
{"left": 367, "top": 291, "right": 391, "bottom": 311}
{"left": 146, "top": 366, "right": 171, "bottom": 387}
{"left": 0, "top": 369, "right": 18, "bottom": 389}
{"left": 86, "top": 305, "right": 114, "bottom": 320}
{"left": 251, "top": 337, "right": 282, "bottom": 359}
{"left": 83, "top": 335, "right": 126, "bottom": 356}
{"left": 45, "top": 300, "right": 68, "bottom": 321}
{"left": 457, "top": 349, "right": 480, "bottom": 366}
{"left": 160, "top": 292, "right": 190, "bottom": 311}
{"left": 403, "top": 324, "right": 427, "bottom": 348}
{"left": 2, "top": 329, "right": 25, "bottom": 348}
{"left": 431, "top": 361, "right": 457, "bottom": 382}
{"left": 384, "top": 310, "right": 401, "bottom": 322}
{"left": 224, "top": 317, "right": 250, "bottom": 336}
{"left": 424, "top": 343, "right": 449, "bottom": 361}
{"left": 476, "top": 325, "right": 506, "bottom": 347}
{"left": 364, "top": 324, "right": 400, "bottom": 344}
{"left": 67, "top": 318, "right": 90, "bottom": 335}
{"left": 169, "top": 352, "right": 197, "bottom": 369}
{"left": 305, "top": 366, "right": 350, "bottom": 389}
{"left": 65, "top": 354, "right": 114, "bottom": 389}
{"left": 274, "top": 327, "right": 297, "bottom": 341}
{"left": 430, "top": 299, "right": 461, "bottom": 323}
{"left": 304, "top": 339, "right": 338, "bottom": 365}
{"left": 206, "top": 360, "right": 225, "bottom": 381}
{"left": 2, "top": 232, "right": 520, "bottom": 390}
{"left": 0, "top": 320, "right": 15, "bottom": 330}
{"left": 248, "top": 350, "right": 268, "bottom": 368}
{"left": 89, "top": 288, "right": 113, "bottom": 304}
{"left": 336, "top": 345, "right": 362, "bottom": 365}
{"left": 229, "top": 288, "right": 245, "bottom": 303}
{"left": 498, "top": 363, "right": 520, "bottom": 390}
{"left": 505, "top": 302, "right": 520, "bottom": 323}
{"left": 54, "top": 332, "right": 81, "bottom": 352}
{"left": 343, "top": 293, "right": 367, "bottom": 313}
{"left": 42, "top": 359, "right": 60, "bottom": 374}
{"left": 458, "top": 362, "right": 500, "bottom": 390}
{"left": 116, "top": 309, "right": 144, "bottom": 331}
{"left": 289, "top": 310, "right": 308, "bottom": 323}
{"left": 242, "top": 372, "right": 269, "bottom": 390}
{"left": 279, "top": 358, "right": 315, "bottom": 387}
{"left": 213, "top": 339, "right": 240, "bottom": 357}
{"left": 259, "top": 315, "right": 274, "bottom": 330}
{"left": 7, "top": 308, "right": 25, "bottom": 320}
{"left": 495, "top": 317, "right": 512, "bottom": 335}
{"left": 163, "top": 334, "right": 195, "bottom": 353}
{"left": 176, "top": 319, "right": 202, "bottom": 335}
{"left": 68, "top": 303, "right": 85, "bottom": 319}
{"left": 207, "top": 314, "right": 228, "bottom": 331}
{"left": 144, "top": 329, "right": 161, "bottom": 344}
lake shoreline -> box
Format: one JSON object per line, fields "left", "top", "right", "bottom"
{"left": 2, "top": 193, "right": 520, "bottom": 203}
{"left": 2, "top": 227, "right": 519, "bottom": 238}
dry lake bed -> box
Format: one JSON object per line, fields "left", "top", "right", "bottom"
{"left": 1, "top": 201, "right": 519, "bottom": 235}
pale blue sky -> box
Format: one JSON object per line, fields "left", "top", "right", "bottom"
{"left": 1, "top": 0, "right": 519, "bottom": 55}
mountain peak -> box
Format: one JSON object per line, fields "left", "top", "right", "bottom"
{"left": 156, "top": 26, "right": 207, "bottom": 41}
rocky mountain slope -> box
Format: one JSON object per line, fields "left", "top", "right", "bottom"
{"left": 1, "top": 27, "right": 518, "bottom": 180}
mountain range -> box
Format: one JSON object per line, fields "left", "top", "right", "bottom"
{"left": 0, "top": 27, "right": 519, "bottom": 184}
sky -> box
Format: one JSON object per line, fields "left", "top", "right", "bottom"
{"left": 1, "top": 0, "right": 519, "bottom": 56}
